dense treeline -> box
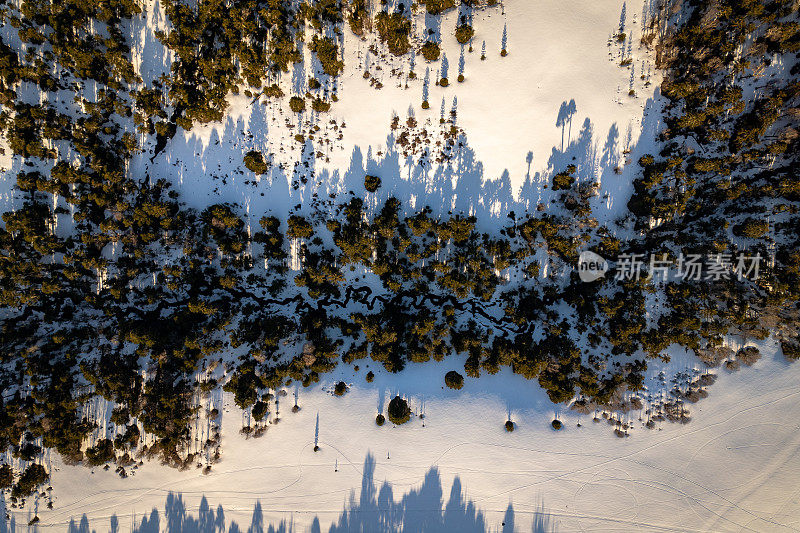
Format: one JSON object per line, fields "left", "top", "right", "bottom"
{"left": 0, "top": 0, "right": 798, "bottom": 510}
{"left": 630, "top": 0, "right": 800, "bottom": 362}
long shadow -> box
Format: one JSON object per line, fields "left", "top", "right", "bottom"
{"left": 62, "top": 453, "right": 555, "bottom": 532}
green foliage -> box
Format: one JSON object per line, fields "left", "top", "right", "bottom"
{"left": 334, "top": 381, "right": 347, "bottom": 396}
{"left": 0, "top": 464, "right": 12, "bottom": 489}
{"left": 420, "top": 41, "right": 441, "bottom": 62}
{"left": 420, "top": 0, "right": 455, "bottom": 15}
{"left": 310, "top": 36, "right": 344, "bottom": 77}
{"left": 364, "top": 174, "right": 382, "bottom": 192}
{"left": 444, "top": 370, "right": 464, "bottom": 390}
{"left": 552, "top": 165, "right": 576, "bottom": 191}
{"left": 387, "top": 395, "right": 411, "bottom": 425}
{"left": 252, "top": 400, "right": 269, "bottom": 421}
{"left": 348, "top": 0, "right": 369, "bottom": 36}
{"left": 287, "top": 215, "right": 314, "bottom": 239}
{"left": 290, "top": 96, "right": 306, "bottom": 113}
{"left": 85, "top": 439, "right": 115, "bottom": 466}
{"left": 455, "top": 25, "right": 474, "bottom": 45}
{"left": 12, "top": 464, "right": 48, "bottom": 498}
{"left": 312, "top": 98, "right": 332, "bottom": 112}
{"left": 732, "top": 218, "right": 768, "bottom": 238}
{"left": 375, "top": 12, "right": 411, "bottom": 56}
{"left": 244, "top": 150, "right": 269, "bottom": 174}
{"left": 782, "top": 341, "right": 800, "bottom": 361}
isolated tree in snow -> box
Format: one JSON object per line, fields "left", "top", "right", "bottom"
{"left": 481, "top": 40, "right": 486, "bottom": 60}
{"left": 501, "top": 23, "right": 508, "bottom": 56}
{"left": 334, "top": 381, "right": 347, "bottom": 395}
{"left": 289, "top": 96, "right": 306, "bottom": 113}
{"left": 455, "top": 24, "right": 474, "bottom": 45}
{"left": 420, "top": 41, "right": 441, "bottom": 62}
{"left": 440, "top": 52, "right": 449, "bottom": 86}
{"left": 387, "top": 396, "right": 411, "bottom": 425}
{"left": 244, "top": 150, "right": 269, "bottom": 174}
{"left": 445, "top": 370, "right": 464, "bottom": 389}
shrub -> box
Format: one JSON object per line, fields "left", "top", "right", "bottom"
{"left": 736, "top": 346, "right": 761, "bottom": 366}
{"left": 12, "top": 464, "right": 48, "bottom": 498}
{"left": 364, "top": 175, "right": 382, "bottom": 192}
{"left": 0, "top": 464, "right": 12, "bottom": 489}
{"left": 244, "top": 151, "right": 269, "bottom": 174}
{"left": 376, "top": 413, "right": 385, "bottom": 426}
{"left": 782, "top": 340, "right": 800, "bottom": 361}
{"left": 287, "top": 215, "right": 314, "bottom": 239}
{"left": 421, "top": 0, "right": 455, "bottom": 15}
{"left": 455, "top": 25, "right": 474, "bottom": 44}
{"left": 310, "top": 36, "right": 344, "bottom": 76}
{"left": 312, "top": 98, "right": 331, "bottom": 113}
{"left": 552, "top": 170, "right": 575, "bottom": 191}
{"left": 457, "top": 74, "right": 464, "bottom": 83}
{"left": 366, "top": 370, "right": 375, "bottom": 382}
{"left": 289, "top": 96, "right": 306, "bottom": 113}
{"left": 85, "top": 439, "right": 115, "bottom": 466}
{"left": 420, "top": 41, "right": 441, "bottom": 62}
{"left": 733, "top": 218, "right": 768, "bottom": 238}
{"left": 387, "top": 395, "right": 411, "bottom": 425}
{"left": 444, "top": 370, "right": 464, "bottom": 390}
{"left": 551, "top": 419, "right": 563, "bottom": 430}
{"left": 252, "top": 400, "right": 269, "bottom": 421}
{"left": 349, "top": 0, "right": 369, "bottom": 35}
{"left": 334, "top": 381, "right": 347, "bottom": 396}
{"left": 264, "top": 84, "right": 284, "bottom": 98}
{"left": 504, "top": 420, "right": 514, "bottom": 432}
{"left": 110, "top": 406, "right": 130, "bottom": 426}
{"left": 375, "top": 12, "right": 411, "bottom": 56}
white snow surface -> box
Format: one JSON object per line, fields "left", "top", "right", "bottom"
{"left": 132, "top": 0, "right": 662, "bottom": 229}
{"left": 14, "top": 339, "right": 800, "bottom": 532}
{"left": 5, "top": 0, "right": 800, "bottom": 531}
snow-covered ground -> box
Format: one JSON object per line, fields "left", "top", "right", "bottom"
{"left": 6, "top": 1, "right": 799, "bottom": 531}
{"left": 132, "top": 0, "right": 661, "bottom": 229}
{"left": 12, "top": 339, "right": 800, "bottom": 532}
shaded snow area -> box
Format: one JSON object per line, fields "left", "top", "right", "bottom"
{"left": 133, "top": 0, "right": 662, "bottom": 229}
{"left": 12, "top": 341, "right": 800, "bottom": 532}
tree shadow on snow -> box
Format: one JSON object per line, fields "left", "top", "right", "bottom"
{"left": 57, "top": 453, "right": 554, "bottom": 533}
